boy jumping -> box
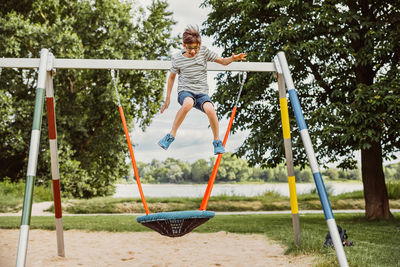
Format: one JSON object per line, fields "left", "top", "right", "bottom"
{"left": 158, "top": 25, "right": 246, "bottom": 155}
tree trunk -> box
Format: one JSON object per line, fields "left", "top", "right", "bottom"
{"left": 361, "top": 140, "right": 393, "bottom": 220}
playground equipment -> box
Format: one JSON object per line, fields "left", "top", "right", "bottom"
{"left": 111, "top": 68, "right": 247, "bottom": 237}
{"left": 0, "top": 49, "right": 348, "bottom": 267}
{"left": 111, "top": 69, "right": 221, "bottom": 237}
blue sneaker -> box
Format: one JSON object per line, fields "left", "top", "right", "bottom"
{"left": 158, "top": 133, "right": 175, "bottom": 150}
{"left": 213, "top": 140, "right": 225, "bottom": 155}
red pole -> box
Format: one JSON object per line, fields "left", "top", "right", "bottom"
{"left": 200, "top": 106, "right": 237, "bottom": 210}
{"left": 118, "top": 106, "right": 150, "bottom": 214}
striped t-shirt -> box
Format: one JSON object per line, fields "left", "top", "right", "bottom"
{"left": 170, "top": 46, "right": 218, "bottom": 95}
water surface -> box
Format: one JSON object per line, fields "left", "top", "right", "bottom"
{"left": 114, "top": 182, "right": 363, "bottom": 198}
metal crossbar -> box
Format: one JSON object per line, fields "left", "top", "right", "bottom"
{"left": 0, "top": 58, "right": 275, "bottom": 72}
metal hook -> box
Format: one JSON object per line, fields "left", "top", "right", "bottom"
{"left": 110, "top": 69, "right": 119, "bottom": 82}
{"left": 110, "top": 69, "right": 121, "bottom": 107}
{"left": 235, "top": 71, "right": 247, "bottom": 107}
{"left": 239, "top": 71, "right": 247, "bottom": 86}
{"left": 0, "top": 56, "right": 4, "bottom": 76}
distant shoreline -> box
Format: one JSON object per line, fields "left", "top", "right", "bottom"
{"left": 114, "top": 182, "right": 364, "bottom": 198}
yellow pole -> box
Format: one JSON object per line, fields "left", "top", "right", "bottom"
{"left": 275, "top": 57, "right": 301, "bottom": 245}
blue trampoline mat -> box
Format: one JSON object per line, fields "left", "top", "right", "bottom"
{"left": 136, "top": 210, "right": 215, "bottom": 223}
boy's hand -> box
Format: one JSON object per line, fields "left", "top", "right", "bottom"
{"left": 160, "top": 99, "right": 170, "bottom": 113}
{"left": 232, "top": 52, "right": 247, "bottom": 61}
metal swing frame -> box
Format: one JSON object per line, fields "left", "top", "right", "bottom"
{"left": 0, "top": 49, "right": 348, "bottom": 267}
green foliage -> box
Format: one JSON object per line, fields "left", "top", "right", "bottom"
{"left": 322, "top": 167, "right": 361, "bottom": 180}
{"left": 384, "top": 162, "right": 400, "bottom": 180}
{"left": 214, "top": 153, "right": 253, "bottom": 182}
{"left": 294, "top": 166, "right": 313, "bottom": 182}
{"left": 136, "top": 153, "right": 281, "bottom": 183}
{"left": 201, "top": 0, "right": 400, "bottom": 170}
{"left": 0, "top": 0, "right": 178, "bottom": 197}
{"left": 191, "top": 159, "right": 210, "bottom": 182}
{"left": 138, "top": 158, "right": 192, "bottom": 183}
{"left": 0, "top": 180, "right": 53, "bottom": 212}
{"left": 386, "top": 180, "right": 400, "bottom": 199}
{"left": 134, "top": 155, "right": 380, "bottom": 184}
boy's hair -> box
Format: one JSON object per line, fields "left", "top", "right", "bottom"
{"left": 183, "top": 25, "right": 201, "bottom": 44}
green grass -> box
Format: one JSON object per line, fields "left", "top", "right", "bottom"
{"left": 0, "top": 181, "right": 53, "bottom": 212}
{"left": 2, "top": 180, "right": 400, "bottom": 214}
{"left": 42, "top": 189, "right": 398, "bottom": 214}
{"left": 3, "top": 187, "right": 400, "bottom": 215}
{"left": 0, "top": 213, "right": 399, "bottom": 267}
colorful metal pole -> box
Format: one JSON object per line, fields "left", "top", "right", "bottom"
{"left": 200, "top": 72, "right": 246, "bottom": 211}
{"left": 200, "top": 106, "right": 237, "bottom": 210}
{"left": 45, "top": 61, "right": 65, "bottom": 257}
{"left": 277, "top": 52, "right": 348, "bottom": 267}
{"left": 111, "top": 70, "right": 150, "bottom": 214}
{"left": 118, "top": 105, "right": 150, "bottom": 214}
{"left": 16, "top": 48, "right": 49, "bottom": 267}
{"left": 274, "top": 56, "right": 301, "bottom": 245}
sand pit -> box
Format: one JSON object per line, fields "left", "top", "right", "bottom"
{"left": 0, "top": 229, "right": 313, "bottom": 266}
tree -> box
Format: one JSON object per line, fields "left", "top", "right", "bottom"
{"left": 323, "top": 168, "right": 340, "bottom": 181}
{"left": 201, "top": 0, "right": 400, "bottom": 219}
{"left": 163, "top": 158, "right": 191, "bottom": 183}
{"left": 191, "top": 159, "right": 210, "bottom": 182}
{"left": 0, "top": 0, "right": 178, "bottom": 197}
{"left": 251, "top": 166, "right": 273, "bottom": 182}
{"left": 215, "top": 153, "right": 252, "bottom": 182}
{"left": 271, "top": 164, "right": 287, "bottom": 182}
{"left": 294, "top": 166, "right": 312, "bottom": 182}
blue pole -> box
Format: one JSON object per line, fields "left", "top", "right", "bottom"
{"left": 277, "top": 51, "right": 348, "bottom": 267}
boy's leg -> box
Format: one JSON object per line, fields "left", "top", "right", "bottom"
{"left": 170, "top": 97, "right": 194, "bottom": 137}
{"left": 202, "top": 101, "right": 219, "bottom": 140}
{"left": 202, "top": 101, "right": 224, "bottom": 154}
{"left": 159, "top": 94, "right": 194, "bottom": 150}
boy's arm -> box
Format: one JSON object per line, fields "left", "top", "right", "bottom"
{"left": 160, "top": 72, "right": 176, "bottom": 113}
{"left": 214, "top": 52, "right": 247, "bottom": 66}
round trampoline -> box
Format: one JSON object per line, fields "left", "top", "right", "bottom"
{"left": 136, "top": 210, "right": 215, "bottom": 237}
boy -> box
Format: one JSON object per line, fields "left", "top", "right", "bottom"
{"left": 158, "top": 25, "right": 246, "bottom": 155}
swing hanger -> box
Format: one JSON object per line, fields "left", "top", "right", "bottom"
{"left": 110, "top": 69, "right": 121, "bottom": 107}
{"left": 235, "top": 71, "right": 247, "bottom": 107}
{"left": 110, "top": 68, "right": 119, "bottom": 81}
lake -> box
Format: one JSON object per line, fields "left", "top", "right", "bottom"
{"left": 114, "top": 182, "right": 363, "bottom": 198}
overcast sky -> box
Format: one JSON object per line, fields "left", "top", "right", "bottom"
{"left": 133, "top": 0, "right": 248, "bottom": 163}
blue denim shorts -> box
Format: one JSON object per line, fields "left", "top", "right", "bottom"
{"left": 178, "top": 90, "right": 213, "bottom": 112}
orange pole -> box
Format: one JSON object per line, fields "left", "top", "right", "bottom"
{"left": 200, "top": 106, "right": 237, "bottom": 210}
{"left": 118, "top": 106, "right": 150, "bottom": 214}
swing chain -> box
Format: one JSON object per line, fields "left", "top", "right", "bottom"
{"left": 0, "top": 56, "right": 3, "bottom": 76}
{"left": 235, "top": 71, "right": 247, "bottom": 107}
{"left": 0, "top": 57, "right": 3, "bottom": 76}
{"left": 110, "top": 69, "right": 121, "bottom": 107}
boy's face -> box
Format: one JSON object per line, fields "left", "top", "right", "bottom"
{"left": 183, "top": 43, "right": 201, "bottom": 57}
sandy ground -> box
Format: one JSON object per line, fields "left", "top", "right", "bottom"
{"left": 0, "top": 229, "right": 313, "bottom": 267}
